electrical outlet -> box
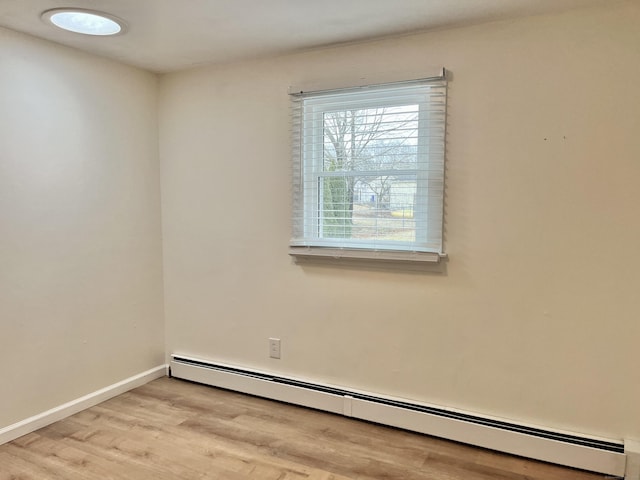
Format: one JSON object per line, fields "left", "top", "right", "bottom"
{"left": 269, "top": 338, "right": 281, "bottom": 359}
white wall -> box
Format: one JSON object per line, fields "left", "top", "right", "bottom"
{"left": 0, "top": 28, "right": 165, "bottom": 428}
{"left": 159, "top": 1, "right": 640, "bottom": 441}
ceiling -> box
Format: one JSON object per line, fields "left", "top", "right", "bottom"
{"left": 0, "top": 0, "right": 613, "bottom": 73}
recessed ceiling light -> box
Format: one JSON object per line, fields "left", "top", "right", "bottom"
{"left": 42, "top": 8, "right": 126, "bottom": 36}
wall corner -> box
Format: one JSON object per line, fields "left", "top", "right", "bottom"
{"left": 625, "top": 439, "right": 640, "bottom": 480}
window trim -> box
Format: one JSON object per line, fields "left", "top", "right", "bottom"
{"left": 289, "top": 246, "right": 446, "bottom": 264}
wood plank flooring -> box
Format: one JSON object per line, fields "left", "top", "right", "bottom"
{"left": 0, "top": 377, "right": 610, "bottom": 479}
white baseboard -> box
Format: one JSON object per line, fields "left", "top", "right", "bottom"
{"left": 0, "top": 365, "right": 167, "bottom": 446}
{"left": 170, "top": 355, "right": 627, "bottom": 478}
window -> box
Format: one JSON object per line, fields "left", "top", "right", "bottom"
{"left": 290, "top": 72, "right": 447, "bottom": 263}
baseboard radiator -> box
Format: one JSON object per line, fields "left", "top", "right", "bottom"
{"left": 170, "top": 354, "right": 626, "bottom": 477}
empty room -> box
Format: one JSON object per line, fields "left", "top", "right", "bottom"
{"left": 1, "top": 0, "right": 639, "bottom": 478}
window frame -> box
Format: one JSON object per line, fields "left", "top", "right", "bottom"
{"left": 289, "top": 73, "right": 448, "bottom": 265}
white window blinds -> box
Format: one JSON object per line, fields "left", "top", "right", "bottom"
{"left": 290, "top": 72, "right": 447, "bottom": 259}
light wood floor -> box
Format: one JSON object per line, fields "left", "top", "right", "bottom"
{"left": 0, "top": 377, "right": 609, "bottom": 480}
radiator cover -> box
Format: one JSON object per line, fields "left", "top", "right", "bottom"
{"left": 170, "top": 354, "right": 626, "bottom": 477}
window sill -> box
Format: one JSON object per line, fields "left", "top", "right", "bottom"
{"left": 289, "top": 246, "right": 447, "bottom": 269}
